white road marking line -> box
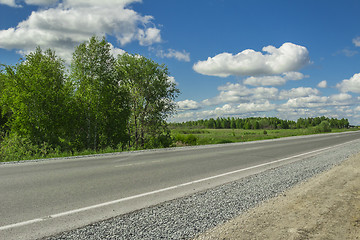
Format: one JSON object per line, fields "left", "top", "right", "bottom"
{"left": 0, "top": 139, "right": 357, "bottom": 231}
{"left": 115, "top": 159, "right": 163, "bottom": 168}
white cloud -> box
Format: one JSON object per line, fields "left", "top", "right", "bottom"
{"left": 244, "top": 75, "right": 286, "bottom": 86}
{"left": 1, "top": 0, "right": 138, "bottom": 7}
{"left": 317, "top": 80, "right": 327, "bottom": 88}
{"left": 167, "top": 76, "right": 179, "bottom": 86}
{"left": 236, "top": 101, "right": 276, "bottom": 113}
{"left": 283, "top": 71, "right": 308, "bottom": 80}
{"left": 25, "top": 0, "right": 58, "bottom": 5}
{"left": 201, "top": 101, "right": 276, "bottom": 117}
{"left": 177, "top": 100, "right": 201, "bottom": 111}
{"left": 137, "top": 28, "right": 162, "bottom": 46}
{"left": 157, "top": 49, "right": 190, "bottom": 62}
{"left": 0, "top": 0, "right": 161, "bottom": 63}
{"left": 282, "top": 95, "right": 328, "bottom": 109}
{"left": 243, "top": 71, "right": 307, "bottom": 86}
{"left": 0, "top": 0, "right": 20, "bottom": 7}
{"left": 109, "top": 45, "right": 126, "bottom": 58}
{"left": 202, "top": 83, "right": 278, "bottom": 106}
{"left": 279, "top": 87, "right": 320, "bottom": 100}
{"left": 282, "top": 92, "right": 352, "bottom": 110}
{"left": 337, "top": 49, "right": 358, "bottom": 57}
{"left": 252, "top": 87, "right": 279, "bottom": 101}
{"left": 193, "top": 42, "right": 310, "bottom": 77}
{"left": 62, "top": 0, "right": 140, "bottom": 8}
{"left": 336, "top": 73, "right": 360, "bottom": 93}
{"left": 353, "top": 37, "right": 360, "bottom": 47}
{"left": 330, "top": 93, "right": 352, "bottom": 102}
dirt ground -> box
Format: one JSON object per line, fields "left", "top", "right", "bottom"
{"left": 194, "top": 153, "right": 360, "bottom": 240}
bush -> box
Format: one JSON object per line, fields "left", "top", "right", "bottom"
{"left": 0, "top": 133, "right": 38, "bottom": 161}
{"left": 185, "top": 134, "right": 197, "bottom": 145}
{"left": 216, "top": 139, "right": 233, "bottom": 144}
{"left": 145, "top": 134, "right": 174, "bottom": 149}
{"left": 0, "top": 133, "right": 61, "bottom": 161}
{"left": 314, "top": 121, "right": 332, "bottom": 133}
{"left": 174, "top": 134, "right": 197, "bottom": 145}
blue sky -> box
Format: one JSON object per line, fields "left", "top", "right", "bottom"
{"left": 1, "top": 0, "right": 360, "bottom": 124}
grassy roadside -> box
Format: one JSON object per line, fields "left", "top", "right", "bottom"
{"left": 1, "top": 128, "right": 358, "bottom": 162}
{"left": 171, "top": 127, "right": 360, "bottom": 146}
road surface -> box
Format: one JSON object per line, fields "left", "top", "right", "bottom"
{"left": 1, "top": 131, "right": 360, "bottom": 239}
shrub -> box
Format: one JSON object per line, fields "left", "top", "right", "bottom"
{"left": 174, "top": 134, "right": 197, "bottom": 145}
{"left": 0, "top": 133, "right": 38, "bottom": 161}
{"left": 145, "top": 134, "right": 174, "bottom": 149}
{"left": 314, "top": 121, "right": 332, "bottom": 133}
{"left": 216, "top": 139, "right": 233, "bottom": 144}
{"left": 185, "top": 134, "right": 197, "bottom": 145}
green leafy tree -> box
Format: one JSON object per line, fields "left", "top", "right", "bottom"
{"left": 1, "top": 47, "right": 71, "bottom": 148}
{"left": 0, "top": 66, "right": 10, "bottom": 136}
{"left": 70, "top": 36, "right": 130, "bottom": 150}
{"left": 206, "top": 118, "right": 216, "bottom": 129}
{"left": 116, "top": 53, "right": 179, "bottom": 149}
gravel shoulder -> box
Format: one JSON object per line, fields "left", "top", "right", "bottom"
{"left": 42, "top": 138, "right": 360, "bottom": 240}
{"left": 195, "top": 152, "right": 360, "bottom": 240}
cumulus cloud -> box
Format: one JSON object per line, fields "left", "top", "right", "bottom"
{"left": 330, "top": 93, "right": 352, "bottom": 102}
{"left": 200, "top": 101, "right": 276, "bottom": 118}
{"left": 336, "top": 73, "right": 360, "bottom": 93}
{"left": 279, "top": 87, "right": 320, "bottom": 100}
{"left": 193, "top": 42, "right": 310, "bottom": 77}
{"left": 317, "top": 80, "right": 327, "bottom": 88}
{"left": 353, "top": 37, "right": 360, "bottom": 47}
{"left": 25, "top": 0, "right": 58, "bottom": 5}
{"left": 107, "top": 43, "right": 126, "bottom": 59}
{"left": 156, "top": 49, "right": 190, "bottom": 62}
{"left": 282, "top": 95, "right": 328, "bottom": 108}
{"left": 202, "top": 83, "right": 278, "bottom": 106}
{"left": 282, "top": 92, "right": 353, "bottom": 110}
{"left": 243, "top": 71, "right": 308, "bottom": 86}
{"left": 0, "top": 0, "right": 20, "bottom": 7}
{"left": 136, "top": 28, "right": 162, "bottom": 46}
{"left": 236, "top": 101, "right": 276, "bottom": 114}
{"left": 3, "top": 0, "right": 141, "bottom": 7}
{"left": 167, "top": 76, "right": 178, "bottom": 86}
{"left": 244, "top": 75, "right": 286, "bottom": 86}
{"left": 0, "top": 0, "right": 161, "bottom": 62}
{"left": 177, "top": 100, "right": 201, "bottom": 111}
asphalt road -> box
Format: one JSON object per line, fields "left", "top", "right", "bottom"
{"left": 1, "top": 131, "right": 360, "bottom": 240}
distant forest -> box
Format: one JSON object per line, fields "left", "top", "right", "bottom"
{"left": 170, "top": 116, "right": 350, "bottom": 130}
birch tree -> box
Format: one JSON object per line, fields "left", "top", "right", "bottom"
{"left": 0, "top": 47, "right": 70, "bottom": 147}
{"left": 71, "top": 36, "right": 130, "bottom": 150}
{"left": 116, "top": 53, "right": 179, "bottom": 149}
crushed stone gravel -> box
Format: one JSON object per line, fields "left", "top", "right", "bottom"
{"left": 43, "top": 139, "right": 360, "bottom": 240}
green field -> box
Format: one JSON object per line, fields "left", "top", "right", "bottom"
{"left": 2, "top": 126, "right": 357, "bottom": 162}
{"left": 171, "top": 127, "right": 359, "bottom": 146}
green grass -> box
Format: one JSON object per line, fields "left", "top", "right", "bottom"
{"left": 2, "top": 127, "right": 358, "bottom": 162}
{"left": 171, "top": 127, "right": 359, "bottom": 146}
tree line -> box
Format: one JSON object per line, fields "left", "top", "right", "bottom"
{"left": 170, "top": 116, "right": 350, "bottom": 130}
{"left": 0, "top": 36, "right": 179, "bottom": 161}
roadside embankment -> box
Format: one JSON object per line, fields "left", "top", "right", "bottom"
{"left": 195, "top": 152, "right": 360, "bottom": 240}
{"left": 42, "top": 138, "right": 360, "bottom": 240}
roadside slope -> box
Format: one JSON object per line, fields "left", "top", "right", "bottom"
{"left": 195, "top": 152, "right": 360, "bottom": 240}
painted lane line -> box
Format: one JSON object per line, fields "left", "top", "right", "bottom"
{"left": 0, "top": 139, "right": 356, "bottom": 231}
{"left": 115, "top": 159, "right": 164, "bottom": 168}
